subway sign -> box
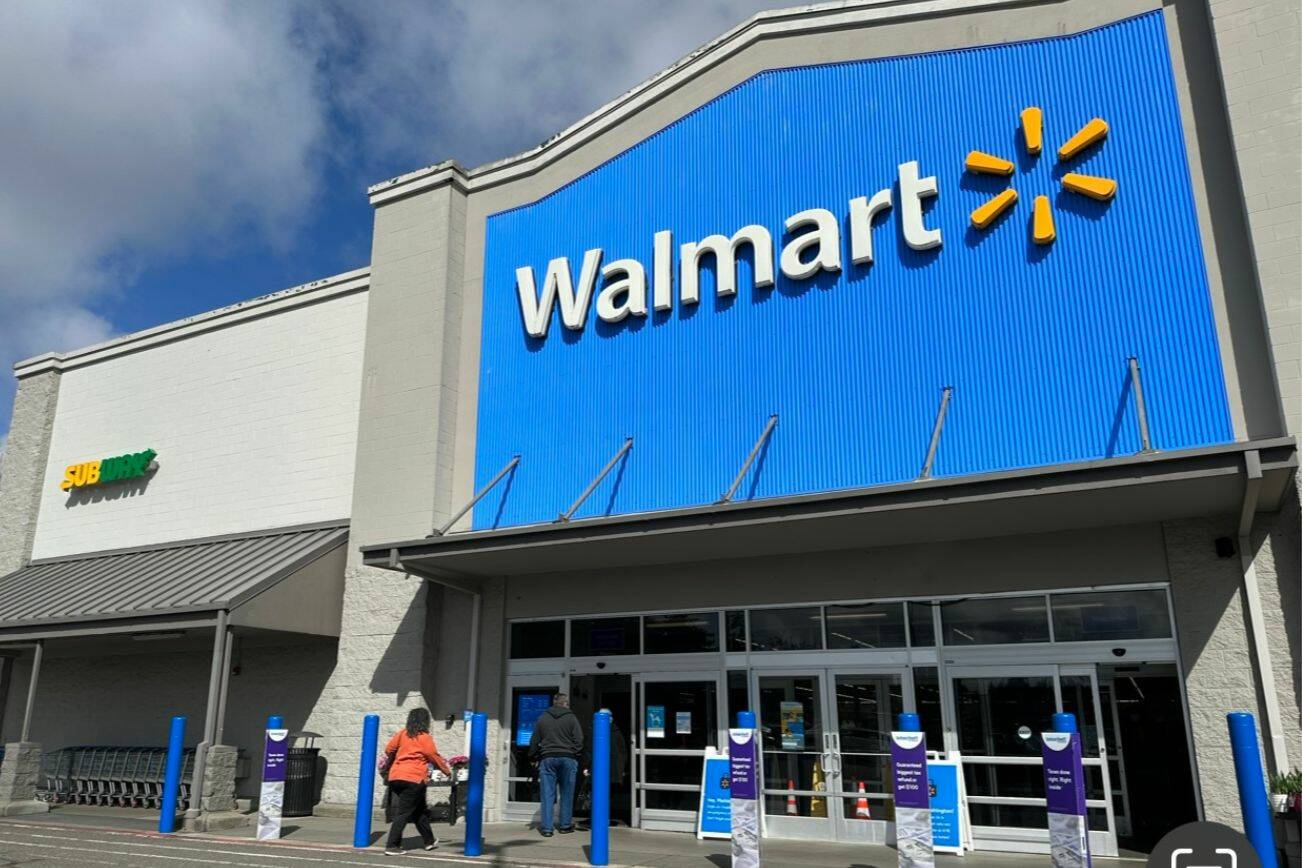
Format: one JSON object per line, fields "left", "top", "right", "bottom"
{"left": 60, "top": 449, "right": 157, "bottom": 491}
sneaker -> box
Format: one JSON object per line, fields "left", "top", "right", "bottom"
{"left": 557, "top": 826, "right": 575, "bottom": 834}
{"left": 384, "top": 848, "right": 404, "bottom": 855}
{"left": 539, "top": 828, "right": 554, "bottom": 838}
{"left": 424, "top": 840, "right": 440, "bottom": 851}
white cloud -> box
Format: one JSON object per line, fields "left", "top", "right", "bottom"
{"left": 0, "top": 1, "right": 326, "bottom": 366}
{"left": 0, "top": 0, "right": 785, "bottom": 420}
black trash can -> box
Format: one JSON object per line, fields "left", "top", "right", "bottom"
{"left": 282, "top": 747, "right": 320, "bottom": 818}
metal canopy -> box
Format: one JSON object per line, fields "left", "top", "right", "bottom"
{"left": 363, "top": 439, "right": 1297, "bottom": 579}
{"left": 0, "top": 520, "right": 349, "bottom": 636}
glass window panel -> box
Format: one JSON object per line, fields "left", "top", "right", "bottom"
{"left": 825, "top": 602, "right": 906, "bottom": 649}
{"left": 1051, "top": 590, "right": 1172, "bottom": 642}
{"left": 969, "top": 803, "right": 1047, "bottom": 829}
{"left": 908, "top": 602, "right": 936, "bottom": 647}
{"left": 727, "top": 670, "right": 750, "bottom": 728}
{"left": 953, "top": 675, "right": 1055, "bottom": 757}
{"left": 912, "top": 666, "right": 945, "bottom": 752}
{"left": 964, "top": 763, "right": 1045, "bottom": 799}
{"left": 508, "top": 685, "right": 558, "bottom": 802}
{"left": 509, "top": 620, "right": 565, "bottom": 659}
{"left": 643, "top": 754, "right": 705, "bottom": 785}
{"left": 841, "top": 793, "right": 895, "bottom": 822}
{"left": 726, "top": 610, "right": 747, "bottom": 651}
{"left": 643, "top": 612, "right": 719, "bottom": 654}
{"left": 1060, "top": 674, "right": 1102, "bottom": 758}
{"left": 642, "top": 681, "right": 717, "bottom": 750}
{"left": 764, "top": 790, "right": 833, "bottom": 819}
{"left": 942, "top": 596, "right": 1050, "bottom": 645}
{"left": 644, "top": 789, "right": 699, "bottom": 811}
{"left": 758, "top": 675, "right": 823, "bottom": 756}
{"left": 570, "top": 616, "right": 639, "bottom": 656}
{"left": 834, "top": 674, "right": 902, "bottom": 756}
{"left": 748, "top": 606, "right": 823, "bottom": 651}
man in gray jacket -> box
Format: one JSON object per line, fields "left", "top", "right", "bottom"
{"left": 528, "top": 694, "right": 584, "bottom": 836}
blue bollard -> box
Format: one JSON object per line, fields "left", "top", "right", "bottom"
{"left": 1227, "top": 712, "right": 1279, "bottom": 868}
{"left": 898, "top": 712, "right": 921, "bottom": 733}
{"left": 736, "top": 710, "right": 756, "bottom": 730}
{"left": 464, "top": 712, "right": 488, "bottom": 857}
{"left": 591, "top": 710, "right": 611, "bottom": 866}
{"left": 353, "top": 714, "right": 380, "bottom": 848}
{"left": 1052, "top": 712, "right": 1078, "bottom": 734}
{"left": 267, "top": 715, "right": 284, "bottom": 730}
{"left": 158, "top": 715, "right": 187, "bottom": 833}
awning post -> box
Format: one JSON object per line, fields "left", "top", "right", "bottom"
{"left": 19, "top": 640, "right": 42, "bottom": 742}
{"left": 214, "top": 625, "right": 235, "bottom": 745}
{"left": 187, "top": 610, "right": 228, "bottom": 817}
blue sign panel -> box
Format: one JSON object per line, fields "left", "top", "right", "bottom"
{"left": 475, "top": 12, "right": 1232, "bottom": 529}
{"left": 697, "top": 754, "right": 732, "bottom": 839}
{"left": 928, "top": 762, "right": 962, "bottom": 850}
{"left": 515, "top": 693, "right": 551, "bottom": 748}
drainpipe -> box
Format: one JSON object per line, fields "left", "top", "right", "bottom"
{"left": 1236, "top": 450, "right": 1289, "bottom": 773}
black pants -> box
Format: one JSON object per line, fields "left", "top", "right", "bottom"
{"left": 385, "top": 781, "right": 433, "bottom": 849}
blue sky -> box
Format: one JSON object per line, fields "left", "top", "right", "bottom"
{"left": 0, "top": 0, "right": 782, "bottom": 448}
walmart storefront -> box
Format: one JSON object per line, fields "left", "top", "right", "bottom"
{"left": 349, "top": 0, "right": 1300, "bottom": 858}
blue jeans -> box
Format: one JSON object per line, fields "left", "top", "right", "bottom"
{"left": 537, "top": 756, "right": 578, "bottom": 832}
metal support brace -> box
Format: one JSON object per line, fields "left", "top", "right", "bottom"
{"left": 431, "top": 455, "right": 521, "bottom": 536}
{"left": 919, "top": 387, "right": 953, "bottom": 480}
{"left": 1128, "top": 357, "right": 1154, "bottom": 453}
{"left": 718, "top": 415, "right": 778, "bottom": 504}
{"left": 557, "top": 438, "right": 633, "bottom": 522}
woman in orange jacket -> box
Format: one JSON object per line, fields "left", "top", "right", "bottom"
{"left": 382, "top": 708, "right": 451, "bottom": 855}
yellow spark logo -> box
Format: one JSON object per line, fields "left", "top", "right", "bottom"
{"left": 965, "top": 107, "right": 1117, "bottom": 245}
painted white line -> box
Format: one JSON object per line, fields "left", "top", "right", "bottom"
{"left": 0, "top": 836, "right": 261, "bottom": 865}
{"left": 22, "top": 831, "right": 326, "bottom": 861}
{"left": 0, "top": 829, "right": 551, "bottom": 868}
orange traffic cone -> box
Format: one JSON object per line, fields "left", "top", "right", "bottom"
{"left": 786, "top": 779, "right": 798, "bottom": 815}
{"left": 855, "top": 781, "right": 872, "bottom": 819}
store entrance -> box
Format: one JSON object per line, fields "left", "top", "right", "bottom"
{"left": 752, "top": 668, "right": 906, "bottom": 842}
{"left": 944, "top": 664, "right": 1118, "bottom": 856}
{"left": 569, "top": 673, "right": 634, "bottom": 827}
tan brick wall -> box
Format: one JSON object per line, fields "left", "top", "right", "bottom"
{"left": 1208, "top": 0, "right": 1302, "bottom": 432}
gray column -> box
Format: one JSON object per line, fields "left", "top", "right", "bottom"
{"left": 0, "top": 367, "right": 61, "bottom": 577}
{"left": 186, "top": 611, "right": 228, "bottom": 818}
{"left": 19, "top": 640, "right": 41, "bottom": 743}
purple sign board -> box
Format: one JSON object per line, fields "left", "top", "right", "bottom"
{"left": 257, "top": 729, "right": 290, "bottom": 841}
{"left": 728, "top": 728, "right": 758, "bottom": 800}
{"left": 1041, "top": 732, "right": 1091, "bottom": 868}
{"left": 728, "top": 728, "right": 760, "bottom": 868}
{"left": 890, "top": 731, "right": 929, "bottom": 809}
{"left": 890, "top": 732, "right": 935, "bottom": 868}
{"left": 263, "top": 729, "right": 289, "bottom": 783}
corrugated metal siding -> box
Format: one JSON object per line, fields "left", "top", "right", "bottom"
{"left": 474, "top": 12, "right": 1233, "bottom": 529}
{"left": 0, "top": 524, "right": 348, "bottom": 626}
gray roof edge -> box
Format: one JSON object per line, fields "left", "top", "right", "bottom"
{"left": 24, "top": 519, "right": 350, "bottom": 568}
{"left": 361, "top": 437, "right": 1297, "bottom": 558}
{"left": 225, "top": 533, "right": 349, "bottom": 611}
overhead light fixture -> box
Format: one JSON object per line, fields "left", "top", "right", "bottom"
{"left": 131, "top": 631, "right": 185, "bottom": 642}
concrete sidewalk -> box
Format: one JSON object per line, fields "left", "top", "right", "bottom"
{"left": 4, "top": 804, "right": 1149, "bottom": 867}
